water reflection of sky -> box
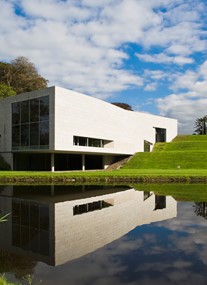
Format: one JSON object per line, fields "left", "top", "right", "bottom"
{"left": 32, "top": 202, "right": 207, "bottom": 285}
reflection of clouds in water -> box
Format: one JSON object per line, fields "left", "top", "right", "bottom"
{"left": 34, "top": 236, "right": 139, "bottom": 285}
{"left": 34, "top": 201, "right": 207, "bottom": 285}
{"left": 156, "top": 202, "right": 207, "bottom": 266}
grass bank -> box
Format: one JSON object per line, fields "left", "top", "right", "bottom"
{"left": 1, "top": 169, "right": 207, "bottom": 184}
{"left": 123, "top": 135, "right": 207, "bottom": 169}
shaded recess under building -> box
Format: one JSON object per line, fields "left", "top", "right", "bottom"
{"left": 13, "top": 153, "right": 104, "bottom": 171}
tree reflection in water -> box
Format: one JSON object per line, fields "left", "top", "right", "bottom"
{"left": 194, "top": 202, "right": 207, "bottom": 219}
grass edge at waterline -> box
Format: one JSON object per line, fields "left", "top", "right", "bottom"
{"left": 0, "top": 169, "right": 207, "bottom": 184}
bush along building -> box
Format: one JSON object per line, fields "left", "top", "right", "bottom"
{"left": 0, "top": 86, "right": 177, "bottom": 171}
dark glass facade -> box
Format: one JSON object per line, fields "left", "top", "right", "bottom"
{"left": 12, "top": 199, "right": 50, "bottom": 255}
{"left": 12, "top": 96, "right": 49, "bottom": 150}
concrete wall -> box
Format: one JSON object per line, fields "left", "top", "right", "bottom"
{"left": 54, "top": 86, "right": 177, "bottom": 155}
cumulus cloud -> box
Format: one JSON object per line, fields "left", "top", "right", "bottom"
{"left": 136, "top": 53, "right": 193, "bottom": 65}
{"left": 0, "top": 0, "right": 207, "bottom": 132}
{"left": 156, "top": 60, "right": 207, "bottom": 134}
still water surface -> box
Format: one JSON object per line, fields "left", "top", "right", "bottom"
{"left": 0, "top": 185, "right": 207, "bottom": 285}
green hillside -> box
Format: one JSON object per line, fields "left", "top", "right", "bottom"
{"left": 123, "top": 135, "right": 207, "bottom": 169}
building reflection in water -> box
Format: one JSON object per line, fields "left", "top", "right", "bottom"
{"left": 0, "top": 185, "right": 177, "bottom": 266}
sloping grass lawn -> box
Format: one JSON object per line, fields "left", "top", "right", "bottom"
{"left": 124, "top": 135, "right": 207, "bottom": 169}
{"left": 123, "top": 151, "right": 207, "bottom": 169}
{"left": 172, "top": 135, "right": 207, "bottom": 142}
{"left": 154, "top": 141, "right": 207, "bottom": 152}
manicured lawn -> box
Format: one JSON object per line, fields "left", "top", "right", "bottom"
{"left": 123, "top": 151, "right": 207, "bottom": 169}
{"left": 124, "top": 134, "right": 207, "bottom": 169}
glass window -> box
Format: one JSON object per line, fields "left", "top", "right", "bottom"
{"left": 11, "top": 96, "right": 49, "bottom": 150}
{"left": 12, "top": 125, "right": 20, "bottom": 148}
{"left": 12, "top": 201, "right": 21, "bottom": 224}
{"left": 30, "top": 123, "right": 39, "bottom": 147}
{"left": 74, "top": 136, "right": 107, "bottom": 148}
{"left": 91, "top": 138, "right": 101, "bottom": 147}
{"left": 40, "top": 96, "right": 49, "bottom": 121}
{"left": 12, "top": 102, "right": 20, "bottom": 125}
{"left": 30, "top": 99, "right": 39, "bottom": 122}
{"left": 39, "top": 205, "right": 49, "bottom": 230}
{"left": 21, "top": 124, "right": 29, "bottom": 147}
{"left": 79, "top": 137, "right": 87, "bottom": 146}
{"left": 21, "top": 202, "right": 30, "bottom": 227}
{"left": 21, "top": 100, "right": 29, "bottom": 124}
{"left": 74, "top": 136, "right": 79, "bottom": 145}
{"left": 40, "top": 121, "right": 49, "bottom": 146}
{"left": 30, "top": 203, "right": 39, "bottom": 229}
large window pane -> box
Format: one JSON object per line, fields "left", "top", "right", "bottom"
{"left": 21, "top": 124, "right": 29, "bottom": 147}
{"left": 12, "top": 125, "right": 20, "bottom": 148}
{"left": 40, "top": 121, "right": 49, "bottom": 145}
{"left": 30, "top": 203, "right": 39, "bottom": 229}
{"left": 30, "top": 99, "right": 39, "bottom": 122}
{"left": 12, "top": 102, "right": 20, "bottom": 125}
{"left": 12, "top": 201, "right": 21, "bottom": 224}
{"left": 12, "top": 96, "right": 49, "bottom": 150}
{"left": 21, "top": 101, "right": 29, "bottom": 124}
{"left": 21, "top": 202, "right": 30, "bottom": 227}
{"left": 30, "top": 123, "right": 39, "bottom": 147}
{"left": 39, "top": 205, "right": 49, "bottom": 230}
{"left": 79, "top": 137, "right": 87, "bottom": 146}
{"left": 40, "top": 96, "right": 49, "bottom": 121}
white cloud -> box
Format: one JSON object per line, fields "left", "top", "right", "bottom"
{"left": 144, "top": 83, "right": 157, "bottom": 91}
{"left": 155, "top": 59, "right": 207, "bottom": 134}
{"left": 157, "top": 93, "right": 207, "bottom": 134}
{"left": 136, "top": 53, "right": 193, "bottom": 65}
{"left": 0, "top": 0, "right": 207, "bottom": 132}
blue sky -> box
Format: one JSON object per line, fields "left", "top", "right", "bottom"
{"left": 1, "top": 0, "right": 207, "bottom": 134}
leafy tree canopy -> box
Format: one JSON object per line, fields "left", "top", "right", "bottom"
{"left": 194, "top": 115, "right": 207, "bottom": 135}
{"left": 111, "top": 102, "right": 133, "bottom": 111}
{"left": 0, "top": 83, "right": 16, "bottom": 99}
{"left": 0, "top": 56, "right": 48, "bottom": 95}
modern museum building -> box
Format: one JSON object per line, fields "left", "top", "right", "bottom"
{"left": 0, "top": 86, "right": 177, "bottom": 171}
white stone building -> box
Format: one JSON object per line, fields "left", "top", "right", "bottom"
{"left": 0, "top": 86, "right": 177, "bottom": 171}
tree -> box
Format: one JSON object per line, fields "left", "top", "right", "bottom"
{"left": 194, "top": 116, "right": 207, "bottom": 134}
{"left": 111, "top": 102, "right": 133, "bottom": 111}
{"left": 0, "top": 83, "right": 16, "bottom": 99}
{"left": 0, "top": 56, "right": 48, "bottom": 94}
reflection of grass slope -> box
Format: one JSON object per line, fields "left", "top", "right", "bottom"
{"left": 123, "top": 135, "right": 207, "bottom": 169}
{"left": 133, "top": 184, "right": 207, "bottom": 202}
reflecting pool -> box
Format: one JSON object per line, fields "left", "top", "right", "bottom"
{"left": 0, "top": 185, "right": 207, "bottom": 285}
